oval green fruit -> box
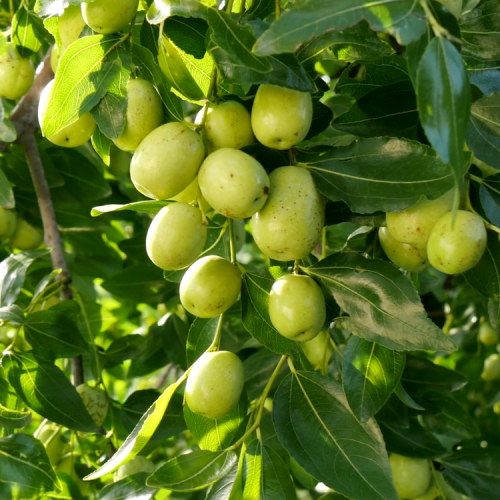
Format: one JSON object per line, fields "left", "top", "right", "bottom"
{"left": 386, "top": 190, "right": 454, "bottom": 249}
{"left": 81, "top": 0, "right": 139, "bottom": 34}
{"left": 114, "top": 455, "right": 156, "bottom": 481}
{"left": 378, "top": 227, "right": 429, "bottom": 272}
{"left": 478, "top": 320, "right": 499, "bottom": 346}
{"left": 414, "top": 484, "right": 439, "bottom": 500}
{"left": 251, "top": 84, "right": 312, "bottom": 150}
{"left": 0, "top": 43, "right": 35, "bottom": 100}
{"left": 113, "top": 78, "right": 163, "bottom": 152}
{"left": 198, "top": 148, "right": 269, "bottom": 219}
{"left": 481, "top": 353, "right": 500, "bottom": 381}
{"left": 180, "top": 256, "right": 242, "bottom": 318}
{"left": 59, "top": 5, "right": 86, "bottom": 47}
{"left": 109, "top": 146, "right": 132, "bottom": 177}
{"left": 146, "top": 203, "right": 207, "bottom": 270}
{"left": 389, "top": 454, "right": 431, "bottom": 499}
{"left": 0, "top": 207, "right": 17, "bottom": 240}
{"left": 301, "top": 330, "right": 333, "bottom": 371}
{"left": 269, "top": 274, "right": 326, "bottom": 342}
{"left": 185, "top": 351, "right": 244, "bottom": 420}
{"left": 252, "top": 166, "right": 324, "bottom": 261}
{"left": 76, "top": 384, "right": 108, "bottom": 427}
{"left": 427, "top": 210, "right": 487, "bottom": 274}
{"left": 9, "top": 218, "right": 43, "bottom": 250}
{"left": 130, "top": 122, "right": 205, "bottom": 200}
{"left": 196, "top": 100, "right": 255, "bottom": 153}
{"left": 39, "top": 80, "right": 96, "bottom": 147}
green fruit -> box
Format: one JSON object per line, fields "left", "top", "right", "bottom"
{"left": 0, "top": 43, "right": 35, "bottom": 100}
{"left": 427, "top": 210, "right": 487, "bottom": 274}
{"left": 180, "top": 256, "right": 242, "bottom": 318}
{"left": 36, "top": 425, "right": 70, "bottom": 466}
{"left": 269, "top": 274, "right": 326, "bottom": 342}
{"left": 39, "top": 80, "right": 96, "bottom": 147}
{"left": 301, "top": 330, "right": 333, "bottom": 371}
{"left": 9, "top": 218, "right": 43, "bottom": 250}
{"left": 481, "top": 353, "right": 500, "bottom": 381}
{"left": 252, "top": 166, "right": 324, "bottom": 261}
{"left": 81, "top": 0, "right": 139, "bottom": 34}
{"left": 59, "top": 5, "right": 86, "bottom": 47}
{"left": 251, "top": 84, "right": 312, "bottom": 150}
{"left": 198, "top": 148, "right": 269, "bottom": 219}
{"left": 114, "top": 455, "right": 156, "bottom": 481}
{"left": 130, "top": 122, "right": 205, "bottom": 200}
{"left": 170, "top": 177, "right": 211, "bottom": 213}
{"left": 0, "top": 207, "right": 17, "bottom": 240}
{"left": 389, "top": 454, "right": 431, "bottom": 499}
{"left": 386, "top": 190, "right": 454, "bottom": 249}
{"left": 478, "top": 321, "right": 499, "bottom": 346}
{"left": 290, "top": 456, "right": 317, "bottom": 489}
{"left": 185, "top": 351, "right": 244, "bottom": 420}
{"left": 378, "top": 227, "right": 429, "bottom": 272}
{"left": 196, "top": 100, "right": 255, "bottom": 153}
{"left": 50, "top": 44, "right": 60, "bottom": 73}
{"left": 113, "top": 78, "right": 163, "bottom": 152}
{"left": 493, "top": 400, "right": 500, "bottom": 415}
{"left": 108, "top": 146, "right": 132, "bottom": 177}
{"left": 146, "top": 203, "right": 207, "bottom": 270}
{"left": 414, "top": 484, "right": 439, "bottom": 500}
{"left": 76, "top": 384, "right": 108, "bottom": 427}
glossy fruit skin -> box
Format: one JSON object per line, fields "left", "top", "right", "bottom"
{"left": 251, "top": 84, "right": 312, "bottom": 150}
{"left": 185, "top": 351, "right": 244, "bottom": 420}
{"left": 414, "top": 484, "right": 439, "bottom": 500}
{"left": 199, "top": 148, "right": 269, "bottom": 219}
{"left": 478, "top": 321, "right": 499, "bottom": 346}
{"left": 386, "top": 190, "right": 454, "bottom": 249}
{"left": 81, "top": 0, "right": 139, "bottom": 34}
{"left": 146, "top": 203, "right": 207, "bottom": 271}
{"left": 481, "top": 353, "right": 500, "bottom": 381}
{"left": 290, "top": 456, "right": 317, "bottom": 489}
{"left": 196, "top": 100, "right": 255, "bottom": 153}
{"left": 113, "top": 78, "right": 163, "bottom": 152}
{"left": 0, "top": 43, "right": 35, "bottom": 100}
{"left": 114, "top": 456, "right": 156, "bottom": 481}
{"left": 130, "top": 122, "right": 205, "bottom": 200}
{"left": 39, "top": 80, "right": 96, "bottom": 147}
{"left": 76, "top": 384, "right": 108, "bottom": 427}
{"left": 9, "top": 218, "right": 43, "bottom": 250}
{"left": 0, "top": 207, "right": 17, "bottom": 240}
{"left": 301, "top": 330, "right": 334, "bottom": 371}
{"left": 389, "top": 454, "right": 431, "bottom": 499}
{"left": 378, "top": 227, "right": 429, "bottom": 272}
{"left": 51, "top": 7, "right": 86, "bottom": 72}
{"left": 269, "top": 275, "right": 326, "bottom": 342}
{"left": 170, "top": 177, "right": 211, "bottom": 213}
{"left": 427, "top": 210, "right": 487, "bottom": 274}
{"left": 252, "top": 166, "right": 324, "bottom": 261}
{"left": 180, "top": 256, "right": 242, "bottom": 318}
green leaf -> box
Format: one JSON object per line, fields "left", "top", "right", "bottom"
{"left": 0, "top": 100, "right": 17, "bottom": 144}
{"left": 0, "top": 250, "right": 50, "bottom": 307}
{"left": 184, "top": 398, "right": 247, "bottom": 451}
{"left": 303, "top": 138, "right": 466, "bottom": 214}
{"left": 186, "top": 317, "right": 219, "bottom": 366}
{"left": 0, "top": 304, "right": 24, "bottom": 325}
{"left": 394, "top": 382, "right": 424, "bottom": 411}
{"left": 343, "top": 337, "right": 405, "bottom": 423}
{"left": 92, "top": 200, "right": 170, "bottom": 216}
{"left": 304, "top": 253, "right": 456, "bottom": 352}
{"left": 243, "top": 440, "right": 297, "bottom": 500}
{"left": 244, "top": 349, "right": 287, "bottom": 400}
{"left": 253, "top": 0, "right": 426, "bottom": 56}
{"left": 416, "top": 37, "right": 471, "bottom": 188}
{"left": 0, "top": 433, "right": 57, "bottom": 495}
{"left": 91, "top": 128, "right": 111, "bottom": 166}
{"left": 24, "top": 309, "right": 88, "bottom": 358}
{"left": 98, "top": 472, "right": 155, "bottom": 500}
{"left": 131, "top": 44, "right": 184, "bottom": 122}
{"left": 0, "top": 378, "right": 31, "bottom": 429}
{"left": 12, "top": 7, "right": 45, "bottom": 57}
{"left": 0, "top": 168, "right": 14, "bottom": 209}
{"left": 42, "top": 35, "right": 123, "bottom": 137}
{"left": 206, "top": 458, "right": 242, "bottom": 500}
{"left": 2, "top": 351, "right": 99, "bottom": 433}
{"left": 274, "top": 371, "right": 398, "bottom": 500}
{"left": 147, "top": 450, "right": 238, "bottom": 491}
{"left": 147, "top": 0, "right": 209, "bottom": 24}
{"left": 466, "top": 92, "right": 500, "bottom": 170}
{"left": 440, "top": 447, "right": 500, "bottom": 500}
{"left": 85, "top": 381, "right": 181, "bottom": 480}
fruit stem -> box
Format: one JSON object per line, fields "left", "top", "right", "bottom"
{"left": 199, "top": 220, "right": 229, "bottom": 257}
{"left": 25, "top": 277, "right": 65, "bottom": 314}
{"left": 275, "top": 0, "right": 281, "bottom": 19}
{"left": 465, "top": 186, "right": 500, "bottom": 234}
{"left": 469, "top": 173, "right": 483, "bottom": 184}
{"left": 195, "top": 69, "right": 219, "bottom": 133}
{"left": 208, "top": 313, "right": 225, "bottom": 352}
{"left": 226, "top": 0, "right": 235, "bottom": 13}
{"left": 229, "top": 219, "right": 237, "bottom": 263}
{"left": 418, "top": 0, "right": 453, "bottom": 39}
{"left": 293, "top": 261, "right": 300, "bottom": 274}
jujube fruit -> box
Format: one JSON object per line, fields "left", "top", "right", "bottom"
{"left": 478, "top": 320, "right": 499, "bottom": 346}
{"left": 252, "top": 166, "right": 324, "bottom": 261}
{"left": 180, "top": 256, "right": 242, "bottom": 318}
{"left": 9, "top": 218, "right": 43, "bottom": 250}
{"left": 113, "top": 78, "right": 163, "bottom": 152}
{"left": 59, "top": 5, "right": 86, "bottom": 48}
{"left": 0, "top": 207, "right": 17, "bottom": 240}
{"left": 378, "top": 227, "right": 429, "bottom": 272}
{"left": 269, "top": 274, "right": 326, "bottom": 342}
{"left": 481, "top": 353, "right": 500, "bottom": 381}
{"left": 130, "top": 122, "right": 205, "bottom": 200}
{"left": 198, "top": 148, "right": 269, "bottom": 219}
{"left": 251, "top": 84, "right": 312, "bottom": 150}
{"left": 81, "top": 0, "right": 139, "bottom": 35}
{"left": 76, "top": 384, "right": 108, "bottom": 427}
{"left": 427, "top": 210, "right": 487, "bottom": 274}
{"left": 301, "top": 330, "right": 334, "bottom": 371}
{"left": 185, "top": 351, "right": 244, "bottom": 420}
{"left": 146, "top": 203, "right": 207, "bottom": 270}
{"left": 0, "top": 43, "right": 35, "bottom": 100}
{"left": 389, "top": 454, "right": 431, "bottom": 499}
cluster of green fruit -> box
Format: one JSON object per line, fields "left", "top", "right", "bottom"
{"left": 0, "top": 206, "right": 43, "bottom": 250}
{"left": 477, "top": 320, "right": 500, "bottom": 384}
{"left": 380, "top": 190, "right": 487, "bottom": 275}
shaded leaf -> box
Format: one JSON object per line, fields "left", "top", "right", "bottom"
{"left": 98, "top": 472, "right": 155, "bottom": 500}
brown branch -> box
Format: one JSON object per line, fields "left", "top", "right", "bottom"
{"left": 7, "top": 52, "right": 84, "bottom": 385}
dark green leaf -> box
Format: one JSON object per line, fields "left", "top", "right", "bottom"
{"left": 206, "top": 458, "right": 242, "bottom": 500}
{"left": 186, "top": 317, "right": 219, "bottom": 366}
{"left": 0, "top": 304, "right": 24, "bottom": 325}
{"left": 0, "top": 377, "right": 31, "bottom": 429}
{"left": 98, "top": 472, "right": 155, "bottom": 500}
{"left": 394, "top": 382, "right": 424, "bottom": 411}
{"left": 91, "top": 128, "right": 112, "bottom": 166}
{"left": 12, "top": 8, "right": 45, "bottom": 57}
{"left": 0, "top": 168, "right": 14, "bottom": 208}
{"left": 304, "top": 253, "right": 456, "bottom": 352}
{"left": 244, "top": 348, "right": 287, "bottom": 401}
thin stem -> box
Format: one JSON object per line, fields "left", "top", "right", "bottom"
{"left": 240, "top": 0, "right": 246, "bottom": 14}
{"left": 469, "top": 173, "right": 483, "bottom": 184}
{"left": 199, "top": 221, "right": 229, "bottom": 256}
{"left": 321, "top": 227, "right": 327, "bottom": 260}
{"left": 229, "top": 219, "right": 237, "bottom": 263}
{"left": 208, "top": 313, "right": 225, "bottom": 352}
{"left": 195, "top": 69, "right": 218, "bottom": 132}
{"left": 9, "top": 0, "right": 14, "bottom": 16}
{"left": 419, "top": 0, "right": 453, "bottom": 39}
{"left": 465, "top": 185, "right": 500, "bottom": 234}
{"left": 226, "top": 0, "right": 235, "bottom": 13}
{"left": 293, "top": 260, "right": 300, "bottom": 275}
{"left": 275, "top": 0, "right": 280, "bottom": 19}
